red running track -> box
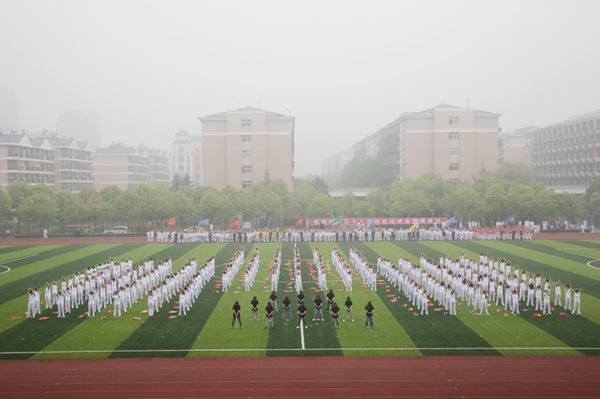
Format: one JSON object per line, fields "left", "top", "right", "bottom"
{"left": 1, "top": 356, "right": 600, "bottom": 399}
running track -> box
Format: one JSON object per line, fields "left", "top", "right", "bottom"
{"left": 1, "top": 356, "right": 599, "bottom": 398}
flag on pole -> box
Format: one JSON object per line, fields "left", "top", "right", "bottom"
{"left": 198, "top": 219, "right": 210, "bottom": 227}
{"left": 167, "top": 217, "right": 176, "bottom": 228}
{"left": 228, "top": 219, "right": 241, "bottom": 228}
{"left": 407, "top": 222, "right": 418, "bottom": 233}
{"left": 294, "top": 217, "right": 303, "bottom": 226}
{"left": 331, "top": 218, "right": 342, "bottom": 227}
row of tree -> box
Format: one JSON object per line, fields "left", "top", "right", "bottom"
{"left": 1, "top": 165, "right": 598, "bottom": 233}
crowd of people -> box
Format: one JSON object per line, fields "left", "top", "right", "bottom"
{"left": 26, "top": 255, "right": 220, "bottom": 320}
{"left": 146, "top": 227, "right": 478, "bottom": 244}
{"left": 376, "top": 250, "right": 582, "bottom": 317}
{"left": 243, "top": 249, "right": 260, "bottom": 292}
{"left": 221, "top": 248, "right": 245, "bottom": 293}
{"left": 471, "top": 226, "right": 533, "bottom": 240}
{"left": 330, "top": 249, "right": 353, "bottom": 291}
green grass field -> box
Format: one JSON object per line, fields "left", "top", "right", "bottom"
{"left": 0, "top": 240, "right": 599, "bottom": 359}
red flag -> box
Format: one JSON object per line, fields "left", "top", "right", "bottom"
{"left": 295, "top": 217, "right": 303, "bottom": 226}
{"left": 228, "top": 219, "right": 241, "bottom": 228}
{"left": 167, "top": 217, "right": 176, "bottom": 227}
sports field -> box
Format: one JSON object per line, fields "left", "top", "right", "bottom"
{"left": 0, "top": 240, "right": 599, "bottom": 360}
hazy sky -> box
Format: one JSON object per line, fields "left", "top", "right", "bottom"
{"left": 1, "top": 0, "right": 599, "bottom": 175}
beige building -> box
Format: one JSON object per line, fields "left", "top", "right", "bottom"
{"left": 200, "top": 106, "right": 294, "bottom": 189}
{"left": 94, "top": 143, "right": 169, "bottom": 190}
{"left": 345, "top": 103, "right": 500, "bottom": 184}
{"left": 170, "top": 130, "right": 202, "bottom": 185}
{"left": 32, "top": 133, "right": 94, "bottom": 192}
{"left": 531, "top": 110, "right": 600, "bottom": 194}
{"left": 0, "top": 132, "right": 55, "bottom": 187}
{"left": 498, "top": 126, "right": 536, "bottom": 166}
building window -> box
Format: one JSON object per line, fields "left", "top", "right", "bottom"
{"left": 448, "top": 147, "right": 459, "bottom": 155}
{"left": 241, "top": 119, "right": 252, "bottom": 128}
{"left": 449, "top": 162, "right": 459, "bottom": 171}
{"left": 241, "top": 135, "right": 251, "bottom": 143}
{"left": 449, "top": 116, "right": 459, "bottom": 125}
{"left": 241, "top": 165, "right": 252, "bottom": 174}
{"left": 449, "top": 178, "right": 459, "bottom": 184}
{"left": 449, "top": 132, "right": 460, "bottom": 140}
{"left": 241, "top": 149, "right": 251, "bottom": 158}
{"left": 242, "top": 180, "right": 252, "bottom": 188}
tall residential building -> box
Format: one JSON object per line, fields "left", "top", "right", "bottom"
{"left": 498, "top": 126, "right": 536, "bottom": 166}
{"left": 0, "top": 132, "right": 54, "bottom": 187}
{"left": 94, "top": 143, "right": 169, "bottom": 190}
{"left": 170, "top": 130, "right": 202, "bottom": 185}
{"left": 531, "top": 110, "right": 600, "bottom": 194}
{"left": 200, "top": 106, "right": 294, "bottom": 189}
{"left": 344, "top": 103, "right": 500, "bottom": 184}
{"left": 32, "top": 133, "right": 94, "bottom": 192}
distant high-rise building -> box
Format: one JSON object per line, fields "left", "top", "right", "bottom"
{"left": 324, "top": 103, "right": 501, "bottom": 185}
{"left": 200, "top": 106, "right": 294, "bottom": 189}
{"left": 498, "top": 126, "right": 536, "bottom": 166}
{"left": 0, "top": 86, "right": 19, "bottom": 132}
{"left": 322, "top": 149, "right": 353, "bottom": 175}
{"left": 94, "top": 143, "right": 169, "bottom": 190}
{"left": 170, "top": 130, "right": 202, "bottom": 186}
{"left": 531, "top": 110, "right": 600, "bottom": 194}
{"left": 56, "top": 110, "right": 101, "bottom": 149}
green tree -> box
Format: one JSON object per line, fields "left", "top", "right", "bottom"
{"left": 55, "top": 190, "right": 85, "bottom": 230}
{"left": 17, "top": 192, "right": 59, "bottom": 232}
{"left": 0, "top": 188, "right": 11, "bottom": 224}
{"left": 339, "top": 157, "right": 386, "bottom": 188}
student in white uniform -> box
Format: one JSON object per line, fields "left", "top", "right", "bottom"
{"left": 572, "top": 289, "right": 581, "bottom": 315}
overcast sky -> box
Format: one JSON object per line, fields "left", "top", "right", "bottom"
{"left": 1, "top": 0, "right": 599, "bottom": 175}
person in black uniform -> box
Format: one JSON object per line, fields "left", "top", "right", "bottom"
{"left": 250, "top": 296, "right": 259, "bottom": 321}
{"left": 344, "top": 296, "right": 354, "bottom": 322}
{"left": 231, "top": 301, "right": 241, "bottom": 328}
{"left": 297, "top": 290, "right": 305, "bottom": 306}
{"left": 365, "top": 301, "right": 374, "bottom": 328}
{"left": 331, "top": 302, "right": 340, "bottom": 328}
{"left": 297, "top": 302, "right": 308, "bottom": 329}
{"left": 265, "top": 302, "right": 274, "bottom": 329}
{"left": 282, "top": 295, "right": 292, "bottom": 322}
{"left": 326, "top": 289, "right": 335, "bottom": 311}
{"left": 313, "top": 294, "right": 324, "bottom": 321}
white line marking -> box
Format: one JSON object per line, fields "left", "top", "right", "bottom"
{"left": 556, "top": 248, "right": 600, "bottom": 270}
{"left": 0, "top": 347, "right": 598, "bottom": 355}
{"left": 300, "top": 319, "right": 306, "bottom": 350}
{"left": 0, "top": 253, "right": 39, "bottom": 275}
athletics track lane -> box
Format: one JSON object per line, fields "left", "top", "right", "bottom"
{"left": 1, "top": 356, "right": 599, "bottom": 398}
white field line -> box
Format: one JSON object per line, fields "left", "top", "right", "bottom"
{"left": 556, "top": 248, "right": 600, "bottom": 270}
{"left": 1, "top": 347, "right": 599, "bottom": 355}
{"left": 300, "top": 319, "right": 306, "bottom": 350}
{"left": 0, "top": 253, "right": 38, "bottom": 275}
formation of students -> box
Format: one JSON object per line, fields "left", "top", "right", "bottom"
{"left": 243, "top": 249, "right": 260, "bottom": 292}
{"left": 472, "top": 227, "right": 533, "bottom": 240}
{"left": 349, "top": 248, "right": 377, "bottom": 291}
{"left": 148, "top": 227, "right": 476, "bottom": 244}
{"left": 270, "top": 248, "right": 281, "bottom": 292}
{"left": 172, "top": 257, "right": 215, "bottom": 317}
{"left": 376, "top": 249, "right": 582, "bottom": 316}
{"left": 221, "top": 248, "right": 245, "bottom": 292}
{"left": 312, "top": 248, "right": 328, "bottom": 291}
{"left": 232, "top": 292, "right": 367, "bottom": 330}
{"left": 293, "top": 245, "right": 303, "bottom": 294}
{"left": 330, "top": 249, "right": 353, "bottom": 291}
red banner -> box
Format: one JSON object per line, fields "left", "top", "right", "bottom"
{"left": 306, "top": 217, "right": 447, "bottom": 226}
{"left": 228, "top": 219, "right": 241, "bottom": 228}
{"left": 167, "top": 217, "right": 176, "bottom": 227}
